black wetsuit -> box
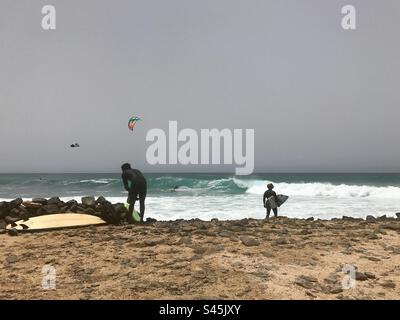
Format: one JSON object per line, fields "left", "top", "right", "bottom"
{"left": 122, "top": 168, "right": 147, "bottom": 222}
{"left": 263, "top": 189, "right": 278, "bottom": 218}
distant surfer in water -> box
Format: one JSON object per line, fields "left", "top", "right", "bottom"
{"left": 121, "top": 163, "right": 147, "bottom": 223}
{"left": 263, "top": 183, "right": 279, "bottom": 218}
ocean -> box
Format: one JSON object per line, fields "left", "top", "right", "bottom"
{"left": 1, "top": 173, "right": 400, "bottom": 220}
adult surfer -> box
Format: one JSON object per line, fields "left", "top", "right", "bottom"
{"left": 263, "top": 183, "right": 279, "bottom": 218}
{"left": 121, "top": 163, "right": 147, "bottom": 223}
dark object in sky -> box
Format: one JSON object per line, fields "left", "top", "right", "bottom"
{"left": 70, "top": 143, "right": 80, "bottom": 148}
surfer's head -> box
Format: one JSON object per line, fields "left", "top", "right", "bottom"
{"left": 267, "top": 183, "right": 274, "bottom": 190}
{"left": 121, "top": 163, "right": 131, "bottom": 171}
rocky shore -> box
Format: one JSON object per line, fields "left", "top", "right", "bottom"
{"left": 0, "top": 197, "right": 131, "bottom": 235}
{"left": 1, "top": 200, "right": 400, "bottom": 300}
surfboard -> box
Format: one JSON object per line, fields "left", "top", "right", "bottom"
{"left": 124, "top": 203, "right": 141, "bottom": 222}
{"left": 6, "top": 213, "right": 107, "bottom": 232}
{"left": 266, "top": 195, "right": 289, "bottom": 209}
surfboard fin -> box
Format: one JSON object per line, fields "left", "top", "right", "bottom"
{"left": 20, "top": 224, "right": 29, "bottom": 230}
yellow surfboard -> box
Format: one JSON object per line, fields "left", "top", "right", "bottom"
{"left": 6, "top": 213, "right": 107, "bottom": 231}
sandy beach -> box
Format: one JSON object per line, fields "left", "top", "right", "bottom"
{"left": 1, "top": 216, "right": 400, "bottom": 300}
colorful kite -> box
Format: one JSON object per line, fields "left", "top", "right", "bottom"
{"left": 128, "top": 116, "right": 142, "bottom": 131}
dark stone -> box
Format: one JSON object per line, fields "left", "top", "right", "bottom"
{"left": 0, "top": 219, "right": 6, "bottom": 230}
{"left": 66, "top": 199, "right": 78, "bottom": 207}
{"left": 0, "top": 229, "right": 6, "bottom": 235}
{"left": 96, "top": 196, "right": 108, "bottom": 204}
{"left": 144, "top": 239, "right": 159, "bottom": 247}
{"left": 48, "top": 197, "right": 62, "bottom": 205}
{"left": 380, "top": 280, "right": 396, "bottom": 289}
{"left": 366, "top": 215, "right": 376, "bottom": 221}
{"left": 10, "top": 208, "right": 21, "bottom": 218}
{"left": 84, "top": 208, "right": 96, "bottom": 215}
{"left": 113, "top": 203, "right": 127, "bottom": 213}
{"left": 82, "top": 196, "right": 96, "bottom": 208}
{"left": 32, "top": 198, "right": 48, "bottom": 205}
{"left": 355, "top": 272, "right": 369, "bottom": 281}
{"left": 42, "top": 204, "right": 59, "bottom": 214}
{"left": 9, "top": 198, "right": 23, "bottom": 209}
{"left": 6, "top": 255, "right": 19, "bottom": 263}
{"left": 396, "top": 213, "right": 400, "bottom": 219}
{"left": 378, "top": 215, "right": 387, "bottom": 221}
{"left": 59, "top": 206, "right": 69, "bottom": 213}
{"left": 36, "top": 208, "right": 44, "bottom": 216}
{"left": 274, "top": 238, "right": 289, "bottom": 245}
{"left": 5, "top": 216, "right": 20, "bottom": 224}
{"left": 75, "top": 206, "right": 86, "bottom": 213}
{"left": 211, "top": 218, "right": 219, "bottom": 223}
{"left": 365, "top": 272, "right": 376, "bottom": 279}
{"left": 294, "top": 275, "right": 318, "bottom": 289}
{"left": 8, "top": 228, "right": 18, "bottom": 236}
{"left": 240, "top": 236, "right": 260, "bottom": 247}
{"left": 146, "top": 218, "right": 157, "bottom": 223}
{"left": 306, "top": 217, "right": 314, "bottom": 221}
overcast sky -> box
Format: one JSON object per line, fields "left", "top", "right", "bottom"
{"left": 1, "top": 0, "right": 399, "bottom": 173}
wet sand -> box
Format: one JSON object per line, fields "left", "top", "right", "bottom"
{"left": 1, "top": 217, "right": 400, "bottom": 300}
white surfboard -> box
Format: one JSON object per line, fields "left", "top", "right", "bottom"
{"left": 266, "top": 195, "right": 289, "bottom": 209}
{"left": 6, "top": 213, "right": 107, "bottom": 231}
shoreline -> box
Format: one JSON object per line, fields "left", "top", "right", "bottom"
{"left": 1, "top": 216, "right": 400, "bottom": 300}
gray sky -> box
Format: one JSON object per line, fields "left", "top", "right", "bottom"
{"left": 1, "top": 0, "right": 399, "bottom": 173}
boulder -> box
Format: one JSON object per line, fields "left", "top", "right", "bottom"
{"left": 42, "top": 204, "right": 59, "bottom": 214}
{"left": 8, "top": 228, "right": 18, "bottom": 236}
{"left": 5, "top": 216, "right": 20, "bottom": 225}
{"left": 9, "top": 198, "right": 23, "bottom": 209}
{"left": 366, "top": 215, "right": 376, "bottom": 221}
{"left": 22, "top": 201, "right": 42, "bottom": 209}
{"left": 396, "top": 213, "right": 400, "bottom": 219}
{"left": 113, "top": 203, "right": 127, "bottom": 213}
{"left": 96, "top": 196, "right": 108, "bottom": 204}
{"left": 306, "top": 217, "right": 314, "bottom": 221}
{"left": 0, "top": 219, "right": 6, "bottom": 230}
{"left": 84, "top": 208, "right": 96, "bottom": 215}
{"left": 355, "top": 272, "right": 369, "bottom": 281}
{"left": 32, "top": 198, "right": 48, "bottom": 205}
{"left": 66, "top": 199, "right": 78, "bottom": 207}
{"left": 48, "top": 197, "right": 63, "bottom": 206}
{"left": 146, "top": 218, "right": 157, "bottom": 223}
{"left": 82, "top": 196, "right": 96, "bottom": 208}
{"left": 240, "top": 236, "right": 260, "bottom": 247}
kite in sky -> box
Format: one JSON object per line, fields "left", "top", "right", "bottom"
{"left": 128, "top": 116, "right": 142, "bottom": 131}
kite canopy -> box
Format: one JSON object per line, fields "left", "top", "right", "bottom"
{"left": 128, "top": 116, "right": 142, "bottom": 131}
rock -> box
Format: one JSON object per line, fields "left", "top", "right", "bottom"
{"left": 193, "top": 246, "right": 207, "bottom": 254}
{"left": 365, "top": 272, "right": 376, "bottom": 279}
{"left": 240, "top": 236, "right": 260, "bottom": 247}
{"left": 306, "top": 217, "right": 314, "bottom": 221}
{"left": 59, "top": 206, "right": 69, "bottom": 213}
{"left": 32, "top": 198, "right": 48, "bottom": 205}
{"left": 48, "top": 197, "right": 62, "bottom": 205}
{"left": 6, "top": 255, "right": 19, "bottom": 264}
{"left": 0, "top": 229, "right": 6, "bottom": 235}
{"left": 380, "top": 280, "right": 396, "bottom": 289}
{"left": 295, "top": 275, "right": 318, "bottom": 289}
{"left": 324, "top": 274, "right": 339, "bottom": 284}
{"left": 8, "top": 228, "right": 18, "bottom": 236}
{"left": 396, "top": 213, "right": 400, "bottom": 219}
{"left": 146, "top": 218, "right": 157, "bottom": 223}
{"left": 22, "top": 201, "right": 42, "bottom": 209}
{"left": 66, "top": 199, "right": 78, "bottom": 207}
{"left": 82, "top": 196, "right": 96, "bottom": 208}
{"left": 211, "top": 218, "right": 219, "bottom": 223}
{"left": 274, "top": 238, "right": 289, "bottom": 245}
{"left": 0, "top": 219, "right": 6, "bottom": 229}
{"left": 366, "top": 215, "right": 376, "bottom": 221}
{"left": 96, "top": 196, "right": 108, "bottom": 204}
{"left": 4, "top": 216, "right": 19, "bottom": 225}
{"left": 329, "top": 286, "right": 343, "bottom": 294}
{"left": 144, "top": 239, "right": 159, "bottom": 247}
{"left": 42, "top": 204, "right": 59, "bottom": 214}
{"left": 378, "top": 215, "right": 387, "bottom": 221}
{"left": 9, "top": 198, "right": 23, "bottom": 209}
{"left": 382, "top": 224, "right": 400, "bottom": 231}
{"left": 84, "top": 208, "right": 96, "bottom": 215}
{"left": 355, "top": 272, "right": 368, "bottom": 281}
{"left": 113, "top": 203, "right": 127, "bottom": 213}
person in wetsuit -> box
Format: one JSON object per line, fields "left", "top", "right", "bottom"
{"left": 121, "top": 163, "right": 147, "bottom": 223}
{"left": 263, "top": 183, "right": 279, "bottom": 218}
